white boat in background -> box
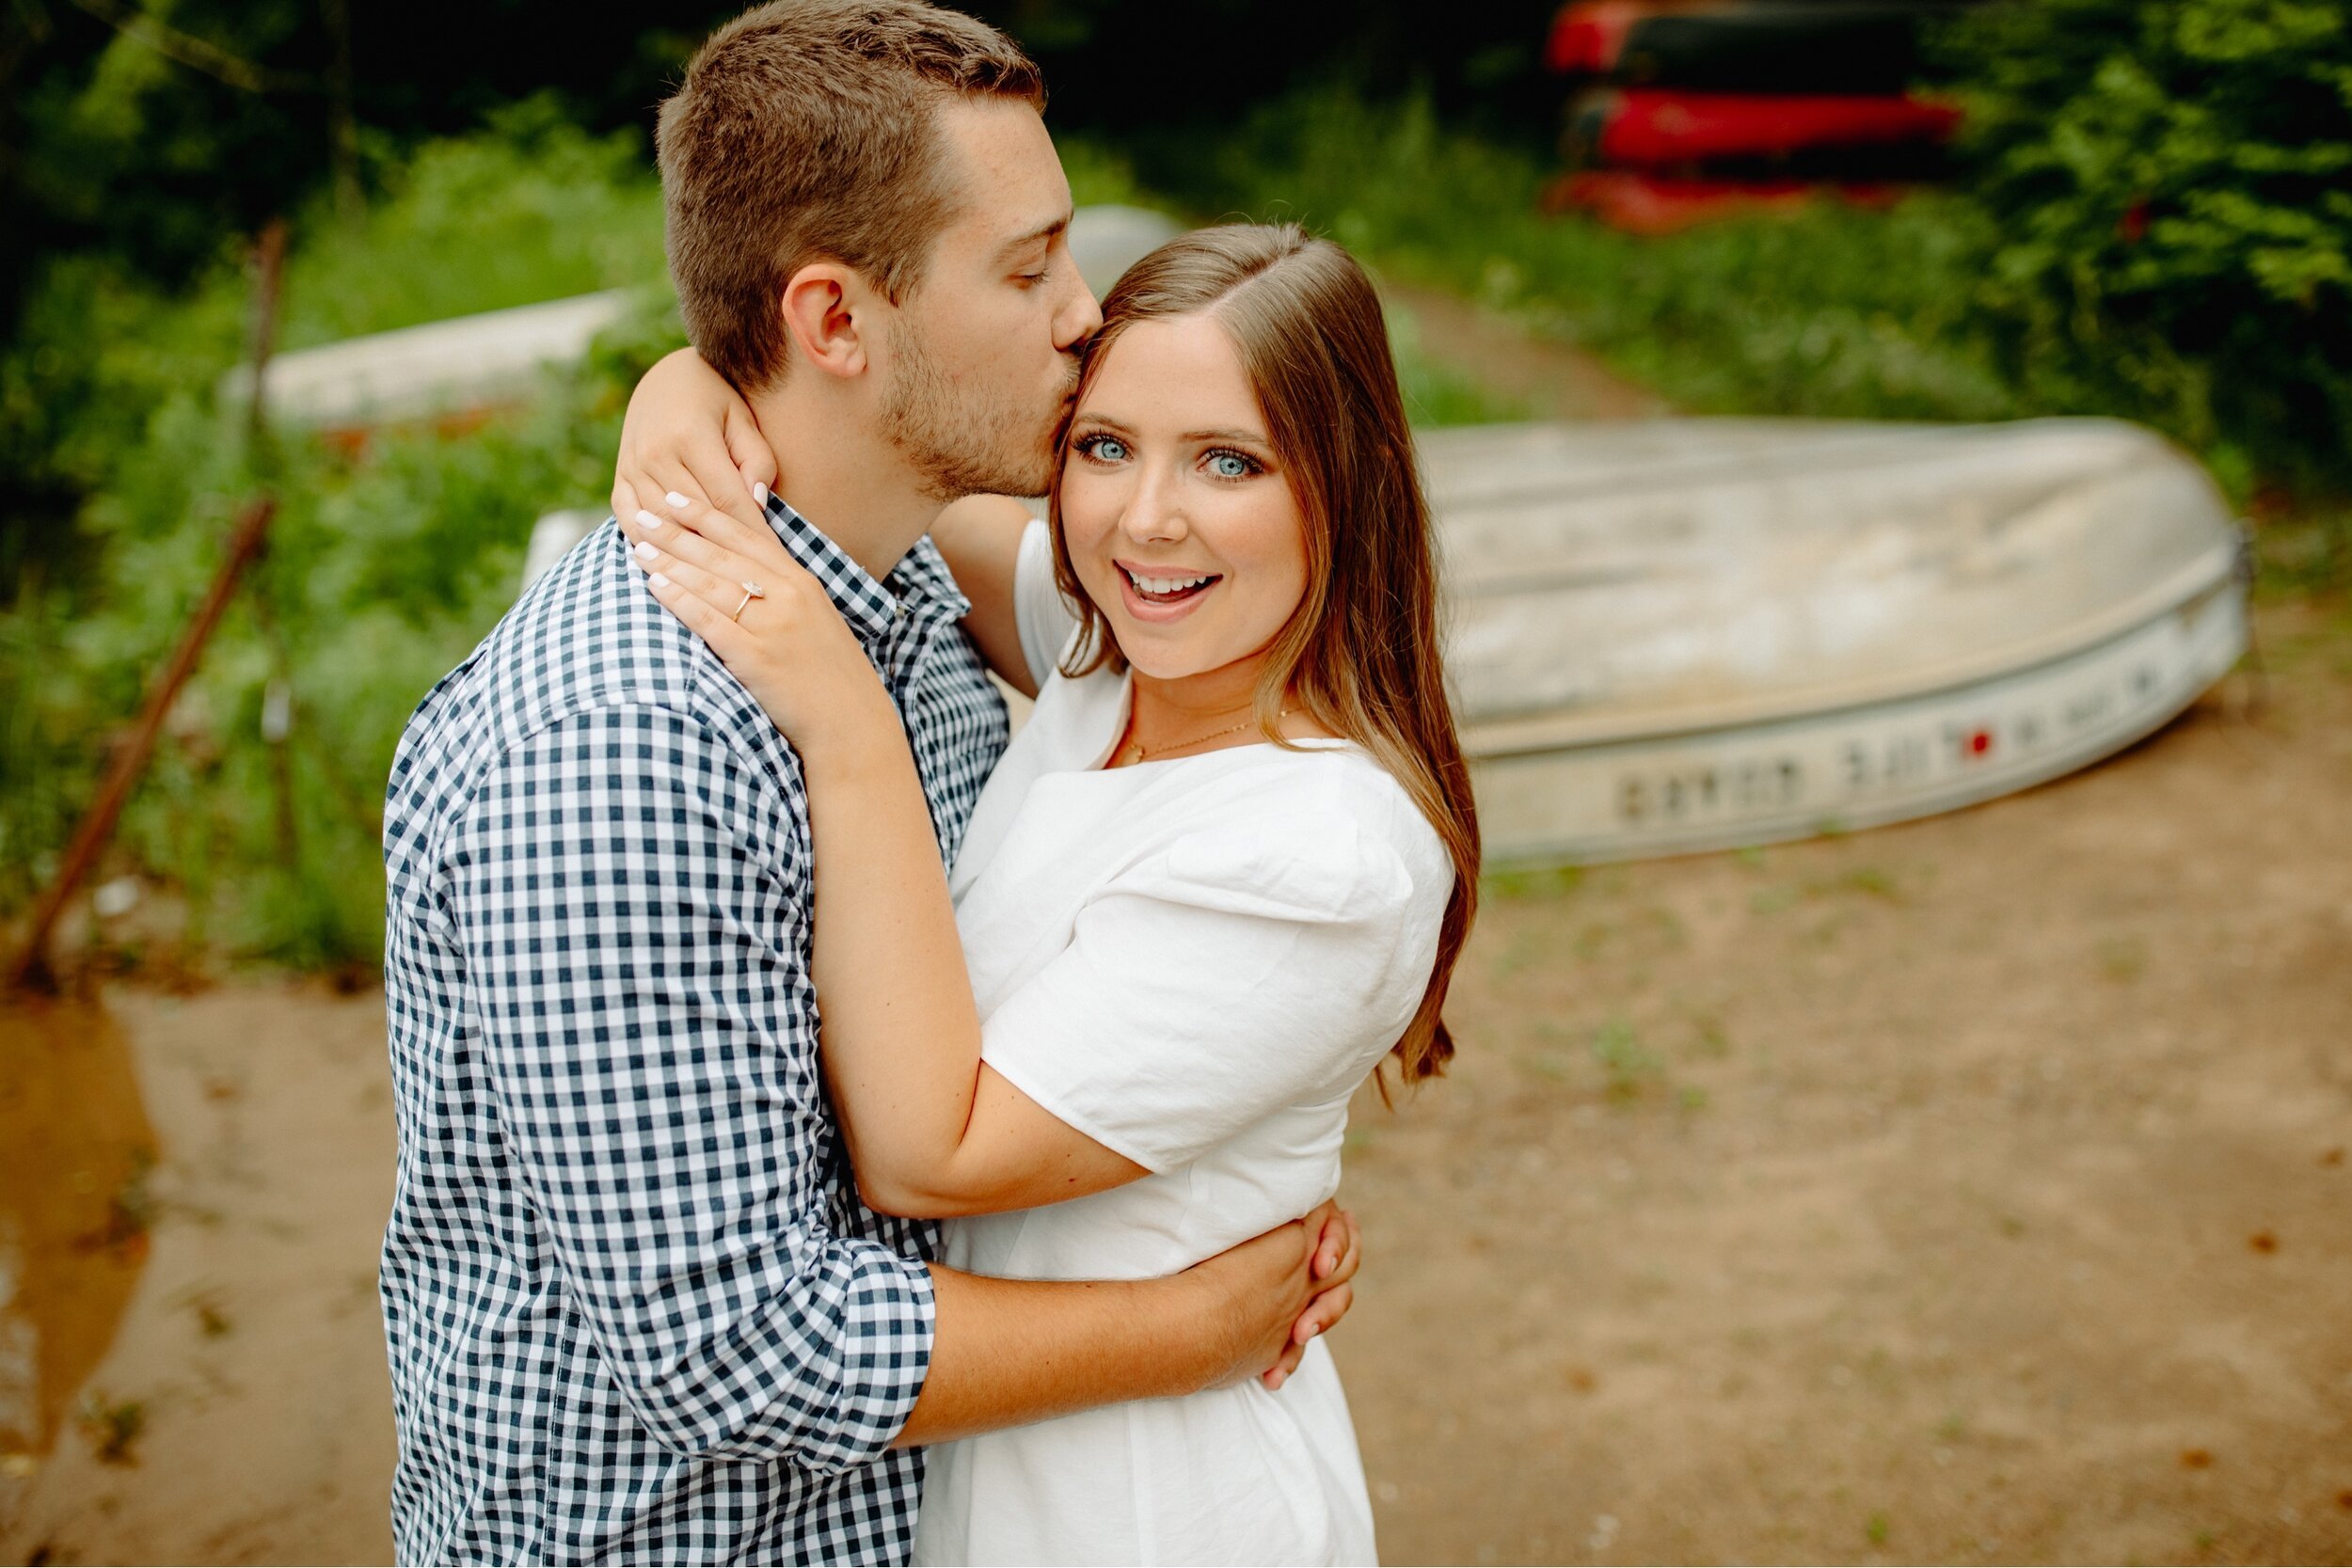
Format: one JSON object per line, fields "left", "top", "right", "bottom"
{"left": 1425, "top": 417, "right": 2249, "bottom": 865}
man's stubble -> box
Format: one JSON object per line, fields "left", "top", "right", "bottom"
{"left": 880, "top": 313, "right": 1076, "bottom": 503}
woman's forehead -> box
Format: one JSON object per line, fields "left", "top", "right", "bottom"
{"left": 1080, "top": 315, "right": 1262, "bottom": 431}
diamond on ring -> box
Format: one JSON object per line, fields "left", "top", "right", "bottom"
{"left": 731, "top": 580, "right": 766, "bottom": 622}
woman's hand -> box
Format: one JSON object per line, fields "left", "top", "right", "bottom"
{"left": 612, "top": 347, "right": 778, "bottom": 537}
{"left": 625, "top": 507, "right": 898, "bottom": 758}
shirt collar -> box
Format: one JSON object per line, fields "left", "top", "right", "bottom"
{"left": 762, "top": 494, "right": 969, "bottom": 643}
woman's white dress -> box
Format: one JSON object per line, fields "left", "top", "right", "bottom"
{"left": 909, "top": 523, "right": 1453, "bottom": 1566}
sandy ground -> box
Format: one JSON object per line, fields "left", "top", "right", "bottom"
{"left": 1, "top": 594, "right": 2344, "bottom": 1566}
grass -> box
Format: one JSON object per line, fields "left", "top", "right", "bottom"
{"left": 1590, "top": 1018, "right": 1667, "bottom": 1102}
{"left": 76, "top": 1394, "right": 145, "bottom": 1465}
{"left": 2, "top": 117, "right": 688, "bottom": 965}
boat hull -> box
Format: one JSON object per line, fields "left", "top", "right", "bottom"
{"left": 1566, "top": 87, "right": 1963, "bottom": 166}
{"left": 1470, "top": 568, "right": 2244, "bottom": 863}
{"left": 1424, "top": 418, "right": 2249, "bottom": 864}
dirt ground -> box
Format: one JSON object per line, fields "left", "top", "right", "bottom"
{"left": 1, "top": 594, "right": 2344, "bottom": 1567}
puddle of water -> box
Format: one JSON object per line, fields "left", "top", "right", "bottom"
{"left": 0, "top": 1001, "right": 157, "bottom": 1461}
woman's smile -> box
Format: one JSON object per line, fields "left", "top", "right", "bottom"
{"left": 1116, "top": 560, "right": 1224, "bottom": 619}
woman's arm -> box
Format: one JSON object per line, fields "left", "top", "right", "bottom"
{"left": 611, "top": 347, "right": 778, "bottom": 537}
{"left": 626, "top": 508, "right": 1152, "bottom": 1218}
{"left": 612, "top": 347, "right": 1042, "bottom": 694}
{"left": 930, "top": 495, "right": 1043, "bottom": 698}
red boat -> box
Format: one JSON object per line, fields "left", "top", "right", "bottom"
{"left": 1541, "top": 168, "right": 1902, "bottom": 233}
{"left": 1547, "top": 0, "right": 1968, "bottom": 91}
{"left": 1565, "top": 87, "right": 1962, "bottom": 166}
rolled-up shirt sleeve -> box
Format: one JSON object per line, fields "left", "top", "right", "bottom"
{"left": 445, "top": 702, "right": 932, "bottom": 1470}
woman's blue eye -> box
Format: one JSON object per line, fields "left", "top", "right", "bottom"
{"left": 1080, "top": 434, "right": 1130, "bottom": 463}
{"left": 1206, "top": 450, "right": 1258, "bottom": 480}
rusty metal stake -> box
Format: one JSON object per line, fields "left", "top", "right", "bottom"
{"left": 8, "top": 222, "right": 287, "bottom": 991}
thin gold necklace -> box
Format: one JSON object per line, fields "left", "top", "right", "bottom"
{"left": 1119, "top": 707, "right": 1293, "bottom": 765}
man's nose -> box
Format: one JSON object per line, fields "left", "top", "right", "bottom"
{"left": 1056, "top": 257, "right": 1104, "bottom": 353}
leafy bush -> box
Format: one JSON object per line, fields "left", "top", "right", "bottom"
{"left": 1937, "top": 0, "right": 2352, "bottom": 492}
{"left": 2, "top": 116, "right": 678, "bottom": 967}
{"left": 1185, "top": 90, "right": 2026, "bottom": 427}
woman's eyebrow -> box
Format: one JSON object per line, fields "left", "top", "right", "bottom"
{"left": 1182, "top": 427, "right": 1271, "bottom": 445}
{"left": 1073, "top": 412, "right": 1138, "bottom": 436}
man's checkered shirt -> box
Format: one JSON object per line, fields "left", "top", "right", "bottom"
{"left": 379, "top": 499, "right": 1007, "bottom": 1564}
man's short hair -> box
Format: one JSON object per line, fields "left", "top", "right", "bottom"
{"left": 658, "top": 1, "right": 1045, "bottom": 391}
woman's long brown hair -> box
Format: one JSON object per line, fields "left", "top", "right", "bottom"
{"left": 1048, "top": 222, "right": 1480, "bottom": 1084}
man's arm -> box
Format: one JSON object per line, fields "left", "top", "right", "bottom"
{"left": 449, "top": 704, "right": 941, "bottom": 1470}
{"left": 900, "top": 1201, "right": 1359, "bottom": 1447}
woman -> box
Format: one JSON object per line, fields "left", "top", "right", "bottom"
{"left": 616, "top": 224, "right": 1477, "bottom": 1565}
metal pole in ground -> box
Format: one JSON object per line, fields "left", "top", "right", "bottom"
{"left": 7, "top": 221, "right": 288, "bottom": 992}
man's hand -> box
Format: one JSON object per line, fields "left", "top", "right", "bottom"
{"left": 1266, "top": 1207, "right": 1361, "bottom": 1390}
{"left": 1184, "top": 1201, "right": 1364, "bottom": 1394}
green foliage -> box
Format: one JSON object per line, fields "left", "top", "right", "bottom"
{"left": 10, "top": 103, "right": 662, "bottom": 560}
{"left": 1185, "top": 71, "right": 2348, "bottom": 497}
{"left": 1, "top": 121, "right": 680, "bottom": 965}
{"left": 1937, "top": 0, "right": 2352, "bottom": 490}
{"left": 1189, "top": 90, "right": 2026, "bottom": 428}
{"left": 272, "top": 99, "right": 665, "bottom": 348}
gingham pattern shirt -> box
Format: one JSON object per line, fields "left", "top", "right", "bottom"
{"left": 379, "top": 498, "right": 1008, "bottom": 1564}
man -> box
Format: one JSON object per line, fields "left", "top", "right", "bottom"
{"left": 379, "top": 4, "right": 1357, "bottom": 1562}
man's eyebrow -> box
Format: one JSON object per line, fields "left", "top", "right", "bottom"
{"left": 994, "top": 211, "right": 1072, "bottom": 264}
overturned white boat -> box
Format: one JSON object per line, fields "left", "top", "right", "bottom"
{"left": 1425, "top": 417, "right": 2248, "bottom": 865}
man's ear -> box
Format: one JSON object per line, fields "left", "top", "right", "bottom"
{"left": 779, "top": 261, "right": 877, "bottom": 381}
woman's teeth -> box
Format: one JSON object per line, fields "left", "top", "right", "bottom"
{"left": 1122, "top": 566, "right": 1217, "bottom": 602}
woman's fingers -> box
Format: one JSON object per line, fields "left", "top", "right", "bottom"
{"left": 625, "top": 508, "right": 761, "bottom": 586}
{"left": 1292, "top": 1281, "right": 1352, "bottom": 1346}
{"left": 650, "top": 481, "right": 793, "bottom": 563}
{"left": 636, "top": 461, "right": 739, "bottom": 539}
{"left": 1260, "top": 1338, "right": 1309, "bottom": 1391}
{"left": 1311, "top": 1208, "right": 1361, "bottom": 1287}
{"left": 643, "top": 564, "right": 754, "bottom": 662}
{"left": 630, "top": 538, "right": 756, "bottom": 624}
{"left": 723, "top": 403, "right": 780, "bottom": 517}
{"left": 675, "top": 422, "right": 771, "bottom": 534}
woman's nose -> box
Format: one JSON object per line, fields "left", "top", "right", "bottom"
{"left": 1120, "top": 467, "right": 1187, "bottom": 544}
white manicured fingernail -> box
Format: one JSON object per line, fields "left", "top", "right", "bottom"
{"left": 632, "top": 541, "right": 658, "bottom": 562}
{"left": 664, "top": 491, "right": 692, "bottom": 510}
{"left": 649, "top": 571, "right": 671, "bottom": 588}
{"left": 753, "top": 481, "right": 770, "bottom": 508}
{"left": 633, "top": 509, "right": 663, "bottom": 531}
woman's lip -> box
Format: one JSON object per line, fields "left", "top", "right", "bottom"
{"left": 1114, "top": 560, "right": 1220, "bottom": 586}
{"left": 1113, "top": 563, "right": 1217, "bottom": 625}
